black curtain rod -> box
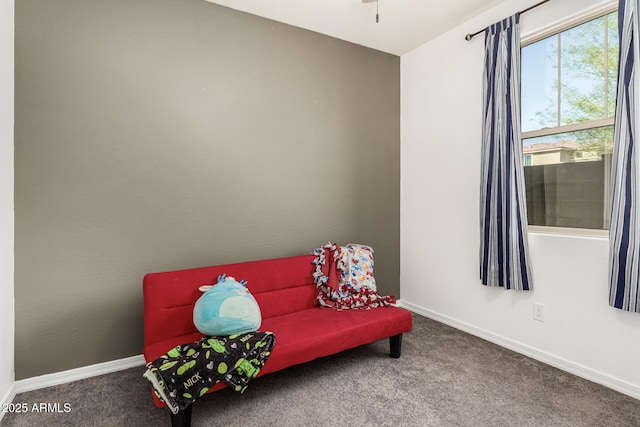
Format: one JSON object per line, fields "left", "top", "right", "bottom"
{"left": 464, "top": 0, "right": 551, "bottom": 41}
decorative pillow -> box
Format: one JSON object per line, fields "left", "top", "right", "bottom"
{"left": 312, "top": 242, "right": 395, "bottom": 310}
{"left": 341, "top": 244, "right": 377, "bottom": 292}
{"left": 193, "top": 274, "right": 262, "bottom": 336}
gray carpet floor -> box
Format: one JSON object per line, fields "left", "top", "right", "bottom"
{"left": 2, "top": 314, "right": 640, "bottom": 426}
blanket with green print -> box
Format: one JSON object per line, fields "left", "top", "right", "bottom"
{"left": 143, "top": 331, "right": 276, "bottom": 414}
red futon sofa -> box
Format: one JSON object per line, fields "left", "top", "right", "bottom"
{"left": 143, "top": 253, "right": 413, "bottom": 427}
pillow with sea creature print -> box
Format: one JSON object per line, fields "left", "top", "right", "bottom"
{"left": 193, "top": 274, "right": 262, "bottom": 336}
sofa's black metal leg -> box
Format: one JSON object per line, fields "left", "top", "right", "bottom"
{"left": 390, "top": 334, "right": 402, "bottom": 358}
{"left": 170, "top": 405, "right": 193, "bottom": 427}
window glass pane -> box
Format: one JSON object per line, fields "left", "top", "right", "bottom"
{"left": 523, "top": 126, "right": 613, "bottom": 230}
{"left": 522, "top": 12, "right": 618, "bottom": 133}
{"left": 607, "top": 12, "right": 619, "bottom": 117}
{"left": 559, "top": 14, "right": 615, "bottom": 125}
{"left": 521, "top": 35, "right": 558, "bottom": 132}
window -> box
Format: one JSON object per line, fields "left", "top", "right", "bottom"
{"left": 521, "top": 9, "right": 618, "bottom": 231}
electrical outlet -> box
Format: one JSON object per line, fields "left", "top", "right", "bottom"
{"left": 532, "top": 303, "right": 544, "bottom": 322}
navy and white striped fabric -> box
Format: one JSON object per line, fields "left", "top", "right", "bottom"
{"left": 609, "top": 0, "right": 640, "bottom": 312}
{"left": 480, "top": 13, "right": 533, "bottom": 290}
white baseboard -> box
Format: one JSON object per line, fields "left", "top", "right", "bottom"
{"left": 14, "top": 354, "right": 146, "bottom": 394}
{"left": 0, "top": 381, "right": 17, "bottom": 423}
{"left": 7, "top": 300, "right": 640, "bottom": 402}
{"left": 398, "top": 300, "right": 640, "bottom": 401}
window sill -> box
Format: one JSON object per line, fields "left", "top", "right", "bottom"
{"left": 528, "top": 225, "right": 609, "bottom": 239}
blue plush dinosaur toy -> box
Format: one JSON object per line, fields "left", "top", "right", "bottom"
{"left": 193, "top": 274, "right": 262, "bottom": 336}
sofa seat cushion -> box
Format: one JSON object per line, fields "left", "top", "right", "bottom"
{"left": 143, "top": 306, "right": 412, "bottom": 408}
{"left": 259, "top": 306, "right": 412, "bottom": 374}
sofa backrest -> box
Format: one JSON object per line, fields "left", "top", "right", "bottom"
{"left": 143, "top": 254, "right": 317, "bottom": 349}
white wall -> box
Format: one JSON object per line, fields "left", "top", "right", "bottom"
{"left": 401, "top": 0, "right": 640, "bottom": 399}
{"left": 0, "top": 0, "right": 15, "bottom": 414}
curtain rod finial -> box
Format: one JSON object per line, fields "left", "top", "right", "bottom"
{"left": 465, "top": 34, "right": 473, "bottom": 41}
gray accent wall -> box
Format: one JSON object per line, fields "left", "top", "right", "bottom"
{"left": 14, "top": 0, "right": 400, "bottom": 379}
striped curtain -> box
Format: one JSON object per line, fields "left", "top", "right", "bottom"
{"left": 609, "top": 0, "right": 640, "bottom": 312}
{"left": 480, "top": 13, "right": 533, "bottom": 290}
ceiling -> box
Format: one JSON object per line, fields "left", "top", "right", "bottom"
{"left": 203, "top": 0, "right": 508, "bottom": 56}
